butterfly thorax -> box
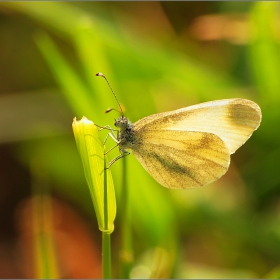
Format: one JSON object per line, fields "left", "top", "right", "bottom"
{"left": 115, "top": 116, "right": 136, "bottom": 149}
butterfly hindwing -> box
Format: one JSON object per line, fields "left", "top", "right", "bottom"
{"left": 131, "top": 130, "right": 230, "bottom": 189}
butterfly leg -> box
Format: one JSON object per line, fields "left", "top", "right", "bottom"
{"left": 103, "top": 131, "right": 119, "bottom": 146}
{"left": 107, "top": 149, "right": 130, "bottom": 169}
{"left": 94, "top": 124, "right": 119, "bottom": 144}
{"left": 97, "top": 124, "right": 118, "bottom": 133}
{"left": 102, "top": 130, "right": 120, "bottom": 156}
{"left": 95, "top": 124, "right": 117, "bottom": 143}
{"left": 104, "top": 142, "right": 120, "bottom": 155}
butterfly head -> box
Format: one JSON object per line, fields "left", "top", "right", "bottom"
{"left": 114, "top": 116, "right": 130, "bottom": 131}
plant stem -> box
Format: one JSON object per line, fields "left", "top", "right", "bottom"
{"left": 120, "top": 156, "right": 133, "bottom": 278}
{"left": 102, "top": 159, "right": 111, "bottom": 279}
{"left": 102, "top": 232, "right": 111, "bottom": 279}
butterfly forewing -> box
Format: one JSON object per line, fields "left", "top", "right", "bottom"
{"left": 131, "top": 130, "right": 230, "bottom": 189}
{"left": 134, "top": 99, "right": 261, "bottom": 154}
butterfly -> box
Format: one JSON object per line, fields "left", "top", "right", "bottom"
{"left": 96, "top": 73, "right": 262, "bottom": 189}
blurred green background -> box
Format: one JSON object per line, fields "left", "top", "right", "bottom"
{"left": 0, "top": 1, "right": 279, "bottom": 278}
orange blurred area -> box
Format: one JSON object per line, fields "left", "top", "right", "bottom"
{"left": 16, "top": 196, "right": 102, "bottom": 278}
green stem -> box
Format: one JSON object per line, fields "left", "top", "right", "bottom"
{"left": 102, "top": 159, "right": 111, "bottom": 279}
{"left": 102, "top": 232, "right": 111, "bottom": 279}
{"left": 104, "top": 160, "right": 109, "bottom": 230}
{"left": 120, "top": 156, "right": 133, "bottom": 278}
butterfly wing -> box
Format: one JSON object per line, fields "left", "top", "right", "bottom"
{"left": 131, "top": 129, "right": 230, "bottom": 189}
{"left": 134, "top": 98, "right": 261, "bottom": 154}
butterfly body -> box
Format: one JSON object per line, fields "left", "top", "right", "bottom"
{"left": 115, "top": 116, "right": 136, "bottom": 149}
{"left": 114, "top": 98, "right": 261, "bottom": 189}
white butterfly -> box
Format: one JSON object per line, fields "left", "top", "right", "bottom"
{"left": 97, "top": 73, "right": 262, "bottom": 189}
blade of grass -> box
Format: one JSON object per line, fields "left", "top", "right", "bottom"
{"left": 102, "top": 158, "right": 111, "bottom": 279}
{"left": 31, "top": 158, "right": 59, "bottom": 278}
{"left": 73, "top": 117, "right": 116, "bottom": 278}
{"left": 72, "top": 117, "right": 116, "bottom": 233}
{"left": 35, "top": 32, "right": 98, "bottom": 119}
{"left": 119, "top": 156, "right": 133, "bottom": 278}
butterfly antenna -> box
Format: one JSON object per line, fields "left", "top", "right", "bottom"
{"left": 96, "top": 72, "right": 124, "bottom": 116}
